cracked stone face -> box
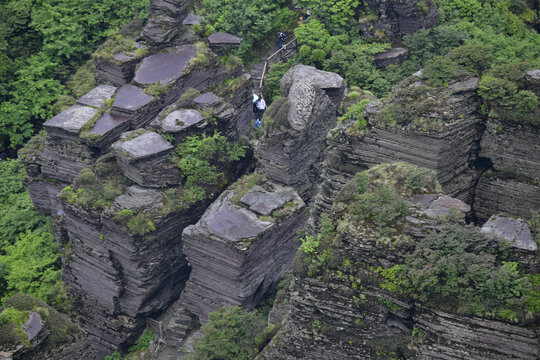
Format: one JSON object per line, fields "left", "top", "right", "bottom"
{"left": 44, "top": 104, "right": 98, "bottom": 134}
{"left": 76, "top": 85, "right": 117, "bottom": 107}
{"left": 133, "top": 45, "right": 197, "bottom": 85}
{"left": 481, "top": 215, "right": 537, "bottom": 252}
{"left": 288, "top": 78, "right": 317, "bottom": 131}
{"left": 194, "top": 92, "right": 221, "bottom": 107}
{"left": 162, "top": 109, "right": 204, "bottom": 132}
{"left": 116, "top": 132, "right": 173, "bottom": 159}
{"left": 240, "top": 185, "right": 296, "bottom": 215}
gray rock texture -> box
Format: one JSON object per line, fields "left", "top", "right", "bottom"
{"left": 133, "top": 45, "right": 197, "bottom": 86}
{"left": 44, "top": 105, "right": 98, "bottom": 139}
{"left": 374, "top": 48, "right": 409, "bottom": 69}
{"left": 359, "top": 0, "right": 438, "bottom": 41}
{"left": 208, "top": 32, "right": 243, "bottom": 55}
{"left": 525, "top": 69, "right": 540, "bottom": 96}
{"left": 111, "top": 84, "right": 159, "bottom": 129}
{"left": 479, "top": 118, "right": 540, "bottom": 179}
{"left": 256, "top": 65, "right": 345, "bottom": 198}
{"left": 112, "top": 131, "right": 181, "bottom": 188}
{"left": 474, "top": 175, "right": 540, "bottom": 222}
{"left": 143, "top": 0, "right": 191, "bottom": 45}
{"left": 76, "top": 85, "right": 117, "bottom": 108}
{"left": 181, "top": 179, "right": 306, "bottom": 323}
{"left": 481, "top": 215, "right": 537, "bottom": 251}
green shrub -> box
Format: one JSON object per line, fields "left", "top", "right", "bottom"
{"left": 379, "top": 224, "right": 538, "bottom": 321}
{"left": 190, "top": 306, "right": 267, "bottom": 360}
{"left": 446, "top": 44, "right": 494, "bottom": 74}
{"left": 421, "top": 56, "right": 459, "bottom": 87}
{"left": 262, "top": 60, "right": 293, "bottom": 103}
{"left": 0, "top": 307, "right": 28, "bottom": 350}
{"left": 340, "top": 98, "right": 372, "bottom": 136}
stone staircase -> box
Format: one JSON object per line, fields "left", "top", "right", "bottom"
{"left": 162, "top": 308, "right": 195, "bottom": 348}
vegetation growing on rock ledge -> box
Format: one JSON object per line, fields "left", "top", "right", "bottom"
{"left": 379, "top": 224, "right": 540, "bottom": 323}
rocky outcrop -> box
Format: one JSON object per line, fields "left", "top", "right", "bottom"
{"left": 181, "top": 175, "right": 306, "bottom": 323}
{"left": 256, "top": 65, "right": 345, "bottom": 198}
{"left": 143, "top": 0, "right": 191, "bottom": 45}
{"left": 208, "top": 32, "right": 243, "bottom": 55}
{"left": 309, "top": 74, "right": 482, "bottom": 232}
{"left": 259, "top": 164, "right": 539, "bottom": 360}
{"left": 374, "top": 48, "right": 409, "bottom": 69}
{"left": 358, "top": 0, "right": 438, "bottom": 41}
{"left": 415, "top": 305, "right": 539, "bottom": 360}
{"left": 473, "top": 175, "right": 540, "bottom": 222}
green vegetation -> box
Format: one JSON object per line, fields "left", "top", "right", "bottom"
{"left": 195, "top": 0, "right": 295, "bottom": 61}
{"left": 59, "top": 154, "right": 131, "bottom": 211}
{"left": 229, "top": 172, "right": 266, "bottom": 205}
{"left": 0, "top": 160, "right": 62, "bottom": 307}
{"left": 0, "top": 306, "right": 29, "bottom": 350}
{"left": 0, "top": 0, "right": 149, "bottom": 149}
{"left": 105, "top": 329, "right": 154, "bottom": 360}
{"left": 189, "top": 306, "right": 274, "bottom": 360}
{"left": 295, "top": 163, "right": 440, "bottom": 279}
{"left": 378, "top": 224, "right": 539, "bottom": 322}
{"left": 2, "top": 294, "right": 80, "bottom": 351}
{"left": 172, "top": 131, "right": 249, "bottom": 200}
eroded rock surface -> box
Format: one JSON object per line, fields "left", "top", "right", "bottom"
{"left": 181, "top": 177, "right": 306, "bottom": 323}
{"left": 256, "top": 65, "right": 345, "bottom": 198}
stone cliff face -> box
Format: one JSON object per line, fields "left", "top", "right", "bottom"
{"left": 20, "top": 1, "right": 255, "bottom": 355}
{"left": 258, "top": 164, "right": 539, "bottom": 360}
{"left": 18, "top": 0, "right": 540, "bottom": 357}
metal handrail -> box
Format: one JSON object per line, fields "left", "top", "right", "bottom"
{"left": 258, "top": 38, "right": 298, "bottom": 94}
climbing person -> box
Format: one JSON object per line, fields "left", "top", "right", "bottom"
{"left": 277, "top": 31, "right": 286, "bottom": 49}
{"left": 252, "top": 93, "right": 266, "bottom": 130}
{"left": 305, "top": 9, "right": 311, "bottom": 21}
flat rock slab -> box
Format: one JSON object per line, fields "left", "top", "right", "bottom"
{"left": 23, "top": 312, "right": 42, "bottom": 341}
{"left": 208, "top": 32, "right": 242, "bottom": 45}
{"left": 44, "top": 104, "right": 98, "bottom": 134}
{"left": 183, "top": 14, "right": 203, "bottom": 25}
{"left": 162, "top": 109, "right": 204, "bottom": 132}
{"left": 76, "top": 85, "right": 117, "bottom": 107}
{"left": 202, "top": 193, "right": 273, "bottom": 242}
{"left": 113, "top": 85, "right": 154, "bottom": 112}
{"left": 133, "top": 45, "right": 197, "bottom": 85}
{"left": 193, "top": 92, "right": 221, "bottom": 107}
{"left": 113, "top": 185, "right": 163, "bottom": 211}
{"left": 116, "top": 132, "right": 173, "bottom": 160}
{"left": 410, "top": 194, "right": 470, "bottom": 218}
{"left": 241, "top": 185, "right": 296, "bottom": 215}
{"left": 85, "top": 113, "right": 128, "bottom": 136}
{"left": 481, "top": 216, "right": 537, "bottom": 251}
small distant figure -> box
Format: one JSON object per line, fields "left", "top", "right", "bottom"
{"left": 299, "top": 16, "right": 304, "bottom": 23}
{"left": 306, "top": 9, "right": 311, "bottom": 21}
{"left": 277, "top": 31, "right": 286, "bottom": 49}
{"left": 252, "top": 93, "right": 266, "bottom": 130}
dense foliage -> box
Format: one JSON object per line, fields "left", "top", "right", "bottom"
{"left": 190, "top": 306, "right": 275, "bottom": 360}
{"left": 0, "top": 0, "right": 149, "bottom": 149}
{"left": 0, "top": 160, "right": 61, "bottom": 306}
{"left": 195, "top": 0, "right": 295, "bottom": 60}
{"left": 379, "top": 224, "right": 540, "bottom": 322}
{"left": 105, "top": 330, "right": 154, "bottom": 360}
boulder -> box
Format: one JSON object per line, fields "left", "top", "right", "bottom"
{"left": 481, "top": 215, "right": 537, "bottom": 252}
{"left": 143, "top": 0, "right": 191, "bottom": 45}
{"left": 111, "top": 84, "right": 159, "bottom": 129}
{"left": 525, "top": 69, "right": 540, "bottom": 96}
{"left": 76, "top": 85, "right": 117, "bottom": 108}
{"left": 133, "top": 45, "right": 197, "bottom": 86}
{"left": 44, "top": 105, "right": 98, "bottom": 140}
{"left": 182, "top": 14, "right": 203, "bottom": 25}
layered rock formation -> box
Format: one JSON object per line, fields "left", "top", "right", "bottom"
{"left": 256, "top": 65, "right": 346, "bottom": 198}
{"left": 309, "top": 73, "right": 483, "bottom": 231}
{"left": 143, "top": 0, "right": 191, "bottom": 45}
{"left": 259, "top": 164, "right": 539, "bottom": 360}
{"left": 181, "top": 174, "right": 306, "bottom": 323}
{"left": 20, "top": 9, "right": 255, "bottom": 355}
